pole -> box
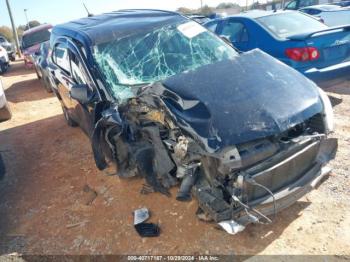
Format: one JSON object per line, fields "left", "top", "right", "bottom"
{"left": 5, "top": 0, "right": 21, "bottom": 57}
{"left": 200, "top": 0, "right": 203, "bottom": 9}
{"left": 24, "top": 9, "right": 30, "bottom": 29}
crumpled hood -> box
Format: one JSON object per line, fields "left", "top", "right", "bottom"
{"left": 161, "top": 49, "right": 323, "bottom": 150}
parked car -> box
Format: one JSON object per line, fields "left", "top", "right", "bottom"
{"left": 204, "top": 10, "right": 350, "bottom": 87}
{"left": 300, "top": 5, "right": 350, "bottom": 26}
{"left": 49, "top": 9, "right": 337, "bottom": 233}
{"left": 332, "top": 0, "right": 350, "bottom": 7}
{"left": 0, "top": 35, "right": 16, "bottom": 61}
{"left": 0, "top": 46, "right": 9, "bottom": 74}
{"left": 21, "top": 24, "right": 52, "bottom": 67}
{"left": 0, "top": 78, "right": 11, "bottom": 122}
{"left": 34, "top": 41, "right": 53, "bottom": 92}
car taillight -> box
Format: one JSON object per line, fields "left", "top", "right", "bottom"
{"left": 285, "top": 47, "right": 320, "bottom": 62}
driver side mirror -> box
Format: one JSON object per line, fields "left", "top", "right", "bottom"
{"left": 70, "top": 84, "right": 92, "bottom": 104}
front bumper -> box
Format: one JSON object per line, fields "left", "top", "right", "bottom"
{"left": 194, "top": 137, "right": 337, "bottom": 233}
{"left": 303, "top": 60, "right": 350, "bottom": 88}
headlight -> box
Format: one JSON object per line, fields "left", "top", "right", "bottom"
{"left": 318, "top": 88, "right": 334, "bottom": 133}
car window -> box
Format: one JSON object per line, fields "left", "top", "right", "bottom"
{"left": 257, "top": 12, "right": 327, "bottom": 38}
{"left": 285, "top": 0, "right": 297, "bottom": 9}
{"left": 0, "top": 38, "right": 5, "bottom": 43}
{"left": 308, "top": 9, "right": 321, "bottom": 15}
{"left": 221, "top": 21, "right": 249, "bottom": 43}
{"left": 70, "top": 51, "right": 88, "bottom": 85}
{"left": 205, "top": 21, "right": 219, "bottom": 33}
{"left": 299, "top": 0, "right": 318, "bottom": 7}
{"left": 52, "top": 43, "right": 70, "bottom": 73}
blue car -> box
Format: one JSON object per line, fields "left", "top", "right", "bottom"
{"left": 204, "top": 10, "right": 350, "bottom": 87}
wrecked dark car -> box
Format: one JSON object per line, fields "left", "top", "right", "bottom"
{"left": 49, "top": 9, "right": 337, "bottom": 234}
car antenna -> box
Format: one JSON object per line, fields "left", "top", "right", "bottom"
{"left": 83, "top": 3, "right": 93, "bottom": 17}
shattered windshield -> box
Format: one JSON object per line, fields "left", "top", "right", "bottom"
{"left": 93, "top": 20, "right": 238, "bottom": 102}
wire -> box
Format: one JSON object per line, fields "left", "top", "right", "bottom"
{"left": 245, "top": 176, "right": 277, "bottom": 220}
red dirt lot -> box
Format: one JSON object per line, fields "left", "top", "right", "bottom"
{"left": 0, "top": 61, "right": 349, "bottom": 255}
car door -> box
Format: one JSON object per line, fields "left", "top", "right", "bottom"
{"left": 67, "top": 42, "right": 96, "bottom": 135}
{"left": 51, "top": 40, "right": 72, "bottom": 112}
{"left": 217, "top": 18, "right": 251, "bottom": 52}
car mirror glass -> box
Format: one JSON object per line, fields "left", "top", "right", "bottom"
{"left": 70, "top": 84, "right": 92, "bottom": 104}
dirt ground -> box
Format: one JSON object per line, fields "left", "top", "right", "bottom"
{"left": 0, "top": 61, "right": 349, "bottom": 256}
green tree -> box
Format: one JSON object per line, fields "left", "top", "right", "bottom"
{"left": 0, "top": 26, "right": 13, "bottom": 41}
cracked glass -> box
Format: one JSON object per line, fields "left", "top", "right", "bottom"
{"left": 93, "top": 21, "right": 238, "bottom": 103}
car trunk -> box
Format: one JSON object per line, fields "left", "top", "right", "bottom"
{"left": 288, "top": 25, "right": 350, "bottom": 70}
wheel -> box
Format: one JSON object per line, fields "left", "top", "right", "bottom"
{"left": 62, "top": 106, "right": 78, "bottom": 127}
{"left": 0, "top": 63, "right": 7, "bottom": 74}
{"left": 42, "top": 76, "right": 53, "bottom": 93}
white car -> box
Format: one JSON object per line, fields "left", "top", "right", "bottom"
{"left": 0, "top": 45, "right": 9, "bottom": 74}
{"left": 300, "top": 5, "right": 350, "bottom": 26}
{"left": 0, "top": 78, "right": 11, "bottom": 122}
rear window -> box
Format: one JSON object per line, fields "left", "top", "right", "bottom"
{"left": 257, "top": 12, "right": 328, "bottom": 38}
{"left": 22, "top": 29, "right": 51, "bottom": 49}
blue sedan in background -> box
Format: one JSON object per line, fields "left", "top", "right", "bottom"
{"left": 204, "top": 10, "right": 350, "bottom": 87}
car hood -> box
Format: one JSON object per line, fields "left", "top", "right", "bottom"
{"left": 157, "top": 49, "right": 323, "bottom": 151}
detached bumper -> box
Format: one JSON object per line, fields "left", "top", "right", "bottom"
{"left": 194, "top": 137, "right": 338, "bottom": 234}
{"left": 303, "top": 61, "right": 350, "bottom": 88}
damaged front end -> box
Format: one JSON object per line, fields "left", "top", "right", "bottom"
{"left": 88, "top": 18, "right": 337, "bottom": 233}
{"left": 91, "top": 61, "right": 337, "bottom": 234}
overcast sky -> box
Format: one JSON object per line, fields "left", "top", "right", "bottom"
{"left": 0, "top": 0, "right": 261, "bottom": 27}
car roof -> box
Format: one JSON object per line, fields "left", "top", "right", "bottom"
{"left": 52, "top": 9, "right": 185, "bottom": 46}
{"left": 300, "top": 4, "right": 342, "bottom": 10}
{"left": 23, "top": 23, "right": 53, "bottom": 36}
{"left": 229, "top": 10, "right": 290, "bottom": 19}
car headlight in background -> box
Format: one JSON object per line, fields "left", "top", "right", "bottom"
{"left": 318, "top": 87, "right": 334, "bottom": 133}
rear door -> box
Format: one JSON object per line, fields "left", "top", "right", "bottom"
{"left": 217, "top": 18, "right": 252, "bottom": 51}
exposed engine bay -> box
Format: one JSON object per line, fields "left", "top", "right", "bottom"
{"left": 91, "top": 81, "right": 337, "bottom": 233}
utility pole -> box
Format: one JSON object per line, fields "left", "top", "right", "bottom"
{"left": 24, "top": 9, "right": 30, "bottom": 29}
{"left": 5, "top": 0, "right": 21, "bottom": 57}
{"left": 200, "top": 0, "right": 203, "bottom": 9}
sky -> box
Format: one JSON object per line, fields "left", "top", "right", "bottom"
{"left": 0, "top": 0, "right": 258, "bottom": 27}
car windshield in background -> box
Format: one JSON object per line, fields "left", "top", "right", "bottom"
{"left": 22, "top": 29, "right": 51, "bottom": 49}
{"left": 93, "top": 21, "right": 237, "bottom": 102}
{"left": 257, "top": 12, "right": 328, "bottom": 38}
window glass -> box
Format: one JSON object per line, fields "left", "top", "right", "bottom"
{"left": 53, "top": 43, "right": 70, "bottom": 72}
{"left": 257, "top": 12, "right": 327, "bottom": 38}
{"left": 299, "top": 0, "right": 317, "bottom": 7}
{"left": 205, "top": 21, "right": 219, "bottom": 33}
{"left": 285, "top": 1, "right": 297, "bottom": 9}
{"left": 70, "top": 52, "right": 88, "bottom": 85}
{"left": 221, "top": 21, "right": 249, "bottom": 43}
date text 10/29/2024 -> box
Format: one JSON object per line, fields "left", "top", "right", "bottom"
{"left": 127, "top": 255, "right": 220, "bottom": 261}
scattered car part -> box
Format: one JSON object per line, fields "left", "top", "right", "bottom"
{"left": 133, "top": 207, "right": 160, "bottom": 237}
{"left": 49, "top": 10, "right": 338, "bottom": 233}
{"left": 133, "top": 207, "right": 150, "bottom": 225}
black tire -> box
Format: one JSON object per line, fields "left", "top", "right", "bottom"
{"left": 0, "top": 103, "right": 12, "bottom": 122}
{"left": 62, "top": 106, "right": 78, "bottom": 127}
{"left": 42, "top": 76, "right": 53, "bottom": 93}
{"left": 0, "top": 63, "right": 7, "bottom": 74}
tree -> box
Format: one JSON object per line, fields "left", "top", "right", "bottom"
{"left": 0, "top": 26, "right": 13, "bottom": 41}
{"left": 216, "top": 2, "right": 240, "bottom": 9}
{"left": 199, "top": 5, "right": 214, "bottom": 16}
{"left": 177, "top": 7, "right": 194, "bottom": 14}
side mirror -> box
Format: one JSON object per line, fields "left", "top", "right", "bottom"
{"left": 70, "top": 84, "right": 92, "bottom": 104}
